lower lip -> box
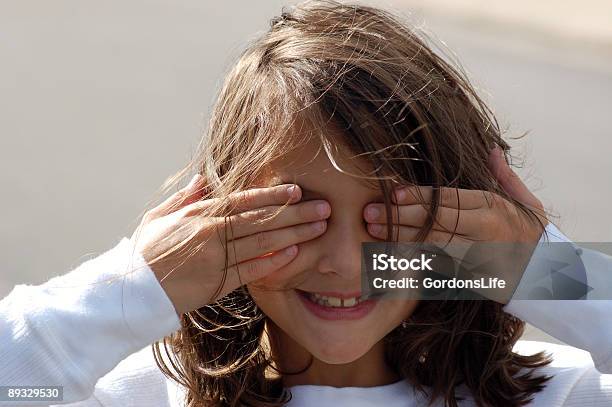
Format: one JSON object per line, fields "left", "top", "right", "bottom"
{"left": 296, "top": 290, "right": 378, "bottom": 321}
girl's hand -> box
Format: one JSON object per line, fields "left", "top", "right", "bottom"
{"left": 363, "top": 186, "right": 544, "bottom": 303}
{"left": 131, "top": 175, "right": 330, "bottom": 315}
{"left": 363, "top": 146, "right": 547, "bottom": 245}
{"left": 486, "top": 145, "right": 545, "bottom": 215}
{"left": 363, "top": 184, "right": 545, "bottom": 244}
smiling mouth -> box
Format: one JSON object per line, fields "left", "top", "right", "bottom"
{"left": 298, "top": 291, "right": 370, "bottom": 308}
{"left": 295, "top": 289, "right": 383, "bottom": 320}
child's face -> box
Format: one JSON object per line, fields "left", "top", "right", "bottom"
{"left": 248, "top": 135, "right": 419, "bottom": 364}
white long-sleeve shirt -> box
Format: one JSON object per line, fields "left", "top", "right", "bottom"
{"left": 0, "top": 224, "right": 611, "bottom": 406}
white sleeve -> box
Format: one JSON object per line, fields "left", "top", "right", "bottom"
{"left": 0, "top": 237, "right": 181, "bottom": 405}
{"left": 512, "top": 341, "right": 612, "bottom": 406}
{"left": 563, "top": 365, "right": 612, "bottom": 406}
{"left": 504, "top": 223, "right": 612, "bottom": 374}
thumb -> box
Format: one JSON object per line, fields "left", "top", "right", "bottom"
{"left": 487, "top": 146, "right": 542, "bottom": 210}
{"left": 150, "top": 173, "right": 208, "bottom": 218}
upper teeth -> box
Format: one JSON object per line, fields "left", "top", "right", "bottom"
{"left": 308, "top": 293, "right": 364, "bottom": 307}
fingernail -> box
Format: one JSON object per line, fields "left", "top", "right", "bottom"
{"left": 312, "top": 220, "right": 326, "bottom": 232}
{"left": 284, "top": 245, "right": 298, "bottom": 256}
{"left": 366, "top": 205, "right": 380, "bottom": 220}
{"left": 188, "top": 174, "right": 201, "bottom": 188}
{"left": 287, "top": 185, "right": 300, "bottom": 199}
{"left": 316, "top": 202, "right": 330, "bottom": 217}
{"left": 369, "top": 223, "right": 383, "bottom": 235}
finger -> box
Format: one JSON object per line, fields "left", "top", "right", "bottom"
{"left": 363, "top": 203, "right": 483, "bottom": 235}
{"left": 179, "top": 184, "right": 302, "bottom": 218}
{"left": 223, "top": 199, "right": 331, "bottom": 240}
{"left": 222, "top": 244, "right": 300, "bottom": 289}
{"left": 227, "top": 184, "right": 302, "bottom": 214}
{"left": 247, "top": 234, "right": 331, "bottom": 291}
{"left": 487, "top": 146, "right": 543, "bottom": 210}
{"left": 392, "top": 185, "right": 500, "bottom": 210}
{"left": 149, "top": 174, "right": 207, "bottom": 218}
{"left": 366, "top": 223, "right": 467, "bottom": 243}
{"left": 228, "top": 220, "right": 327, "bottom": 265}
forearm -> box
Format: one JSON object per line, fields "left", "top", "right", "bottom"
{"left": 0, "top": 238, "right": 181, "bottom": 405}
{"left": 504, "top": 223, "right": 612, "bottom": 373}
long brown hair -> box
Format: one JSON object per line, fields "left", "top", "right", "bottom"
{"left": 150, "top": 1, "right": 552, "bottom": 406}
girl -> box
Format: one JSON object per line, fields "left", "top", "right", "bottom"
{"left": 2, "top": 1, "right": 611, "bottom": 406}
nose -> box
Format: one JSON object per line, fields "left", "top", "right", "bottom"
{"left": 314, "top": 208, "right": 374, "bottom": 279}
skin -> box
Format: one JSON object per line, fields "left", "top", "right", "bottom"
{"left": 249, "top": 137, "right": 419, "bottom": 387}
{"left": 132, "top": 134, "right": 546, "bottom": 388}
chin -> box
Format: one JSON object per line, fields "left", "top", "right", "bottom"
{"left": 304, "top": 333, "right": 378, "bottom": 364}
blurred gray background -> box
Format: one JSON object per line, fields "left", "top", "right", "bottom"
{"left": 1, "top": 0, "right": 611, "bottom": 342}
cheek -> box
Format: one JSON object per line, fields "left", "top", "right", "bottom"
{"left": 247, "top": 284, "right": 295, "bottom": 331}
{"left": 374, "top": 299, "right": 420, "bottom": 337}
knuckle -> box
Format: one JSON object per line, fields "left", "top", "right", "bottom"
{"left": 245, "top": 260, "right": 261, "bottom": 276}
{"left": 237, "top": 208, "right": 266, "bottom": 224}
{"left": 183, "top": 202, "right": 204, "bottom": 217}
{"left": 225, "top": 220, "right": 241, "bottom": 239}
{"left": 255, "top": 231, "right": 271, "bottom": 251}
{"left": 505, "top": 202, "right": 522, "bottom": 222}
{"left": 174, "top": 190, "right": 186, "bottom": 201}
{"left": 450, "top": 207, "right": 461, "bottom": 222}
{"left": 441, "top": 188, "right": 458, "bottom": 205}
{"left": 236, "top": 190, "right": 255, "bottom": 209}
{"left": 483, "top": 191, "right": 501, "bottom": 208}
{"left": 414, "top": 205, "right": 429, "bottom": 223}
{"left": 408, "top": 206, "right": 428, "bottom": 227}
{"left": 296, "top": 202, "right": 310, "bottom": 219}
{"left": 496, "top": 196, "right": 511, "bottom": 212}
{"left": 198, "top": 219, "right": 223, "bottom": 241}
{"left": 255, "top": 207, "right": 276, "bottom": 223}
{"left": 410, "top": 187, "right": 428, "bottom": 204}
